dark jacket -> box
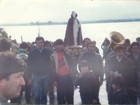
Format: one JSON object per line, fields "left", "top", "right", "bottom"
{"left": 127, "top": 54, "right": 140, "bottom": 87}
{"left": 105, "top": 55, "right": 134, "bottom": 87}
{"left": 74, "top": 71, "right": 98, "bottom": 104}
{"left": 75, "top": 71, "right": 98, "bottom": 94}
{"left": 110, "top": 88, "right": 132, "bottom": 104}
{"left": 28, "top": 48, "right": 51, "bottom": 76}
{"left": 79, "top": 52, "right": 104, "bottom": 81}
{"left": 128, "top": 53, "right": 140, "bottom": 72}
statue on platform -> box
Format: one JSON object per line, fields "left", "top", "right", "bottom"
{"left": 64, "top": 11, "right": 83, "bottom": 46}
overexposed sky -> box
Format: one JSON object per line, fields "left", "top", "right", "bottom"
{"left": 0, "top": 0, "right": 140, "bottom": 24}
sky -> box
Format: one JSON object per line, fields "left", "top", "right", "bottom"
{"left": 0, "top": 0, "right": 140, "bottom": 24}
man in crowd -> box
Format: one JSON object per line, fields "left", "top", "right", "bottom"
{"left": 11, "top": 42, "right": 31, "bottom": 104}
{"left": 51, "top": 39, "right": 74, "bottom": 104}
{"left": 0, "top": 37, "right": 12, "bottom": 52}
{"left": 105, "top": 45, "right": 135, "bottom": 104}
{"left": 79, "top": 41, "right": 104, "bottom": 104}
{"left": 28, "top": 36, "right": 52, "bottom": 104}
{"left": 0, "top": 52, "right": 26, "bottom": 105}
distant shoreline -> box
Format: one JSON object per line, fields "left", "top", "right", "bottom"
{"left": 0, "top": 18, "right": 140, "bottom": 26}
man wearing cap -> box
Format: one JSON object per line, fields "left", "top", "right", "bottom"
{"left": 0, "top": 52, "right": 26, "bottom": 105}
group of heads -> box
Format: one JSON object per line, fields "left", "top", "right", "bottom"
{"left": 0, "top": 36, "right": 62, "bottom": 102}
{"left": 35, "top": 36, "right": 65, "bottom": 51}
{"left": 113, "top": 41, "right": 140, "bottom": 59}
{"left": 34, "top": 36, "right": 98, "bottom": 53}
{"left": 106, "top": 31, "right": 140, "bottom": 58}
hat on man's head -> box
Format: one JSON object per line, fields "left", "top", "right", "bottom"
{"left": 0, "top": 52, "right": 26, "bottom": 80}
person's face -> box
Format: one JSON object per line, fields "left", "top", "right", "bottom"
{"left": 45, "top": 44, "right": 51, "bottom": 49}
{"left": 80, "top": 66, "right": 89, "bottom": 73}
{"left": 137, "top": 39, "right": 140, "bottom": 44}
{"left": 36, "top": 39, "right": 44, "bottom": 49}
{"left": 131, "top": 45, "right": 139, "bottom": 54}
{"left": 87, "top": 43, "right": 96, "bottom": 53}
{"left": 116, "top": 50, "right": 125, "bottom": 59}
{"left": 112, "top": 83, "right": 119, "bottom": 90}
{"left": 83, "top": 39, "right": 91, "bottom": 47}
{"left": 55, "top": 45, "right": 64, "bottom": 51}
{"left": 2, "top": 72, "right": 25, "bottom": 99}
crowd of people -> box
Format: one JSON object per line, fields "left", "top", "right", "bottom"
{"left": 0, "top": 31, "right": 140, "bottom": 105}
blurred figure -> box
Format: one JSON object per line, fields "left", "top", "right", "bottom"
{"left": 105, "top": 45, "right": 134, "bottom": 104}
{"left": 79, "top": 41, "right": 104, "bottom": 104}
{"left": 44, "top": 40, "right": 55, "bottom": 104}
{"left": 136, "top": 37, "right": 140, "bottom": 53}
{"left": 128, "top": 42, "right": 140, "bottom": 104}
{"left": 17, "top": 42, "right": 29, "bottom": 61}
{"left": 93, "top": 40, "right": 100, "bottom": 54}
{"left": 44, "top": 40, "right": 54, "bottom": 51}
{"left": 11, "top": 42, "right": 30, "bottom": 104}
{"left": 75, "top": 60, "right": 98, "bottom": 104}
{"left": 110, "top": 76, "right": 132, "bottom": 104}
{"left": 82, "top": 37, "right": 91, "bottom": 54}
{"left": 82, "top": 37, "right": 91, "bottom": 47}
{"left": 51, "top": 39, "right": 74, "bottom": 104}
{"left": 0, "top": 52, "right": 26, "bottom": 105}
{"left": 101, "top": 38, "right": 110, "bottom": 59}
{"left": 136, "top": 37, "right": 140, "bottom": 46}
{"left": 124, "top": 39, "right": 131, "bottom": 55}
{"left": 11, "top": 39, "right": 19, "bottom": 53}
{"left": 28, "top": 36, "right": 52, "bottom": 105}
{"left": 0, "top": 37, "right": 12, "bottom": 52}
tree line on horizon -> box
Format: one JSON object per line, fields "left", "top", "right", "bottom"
{"left": 0, "top": 18, "right": 140, "bottom": 26}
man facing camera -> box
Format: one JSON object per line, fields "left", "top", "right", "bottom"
{"left": 0, "top": 52, "right": 26, "bottom": 105}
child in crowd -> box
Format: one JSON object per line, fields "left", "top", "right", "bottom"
{"left": 74, "top": 60, "right": 98, "bottom": 104}
{"left": 110, "top": 76, "right": 132, "bottom": 104}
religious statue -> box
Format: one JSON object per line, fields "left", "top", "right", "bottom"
{"left": 64, "top": 11, "right": 83, "bottom": 46}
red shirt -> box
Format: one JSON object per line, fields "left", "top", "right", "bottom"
{"left": 57, "top": 52, "right": 69, "bottom": 75}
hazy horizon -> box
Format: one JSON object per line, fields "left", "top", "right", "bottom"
{"left": 0, "top": 0, "right": 140, "bottom": 24}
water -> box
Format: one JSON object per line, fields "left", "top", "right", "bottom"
{"left": 2, "top": 22, "right": 140, "bottom": 43}
{"left": 2, "top": 21, "right": 140, "bottom": 104}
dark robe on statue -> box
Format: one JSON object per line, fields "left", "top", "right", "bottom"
{"left": 64, "top": 11, "right": 83, "bottom": 46}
